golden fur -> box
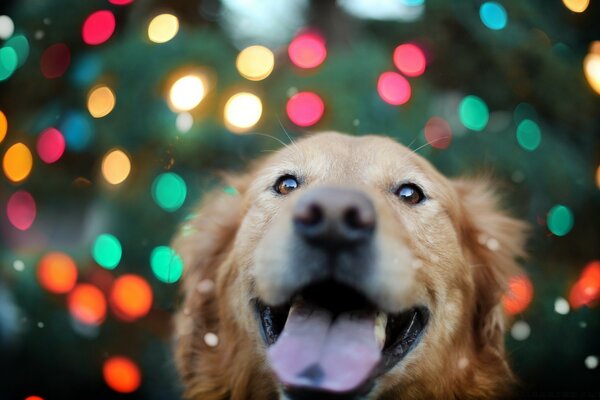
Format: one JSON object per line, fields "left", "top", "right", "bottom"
{"left": 173, "top": 132, "right": 527, "bottom": 399}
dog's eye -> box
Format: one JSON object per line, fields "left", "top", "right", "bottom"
{"left": 274, "top": 175, "right": 299, "bottom": 195}
{"left": 395, "top": 183, "right": 426, "bottom": 205}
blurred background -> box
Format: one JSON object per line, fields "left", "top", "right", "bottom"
{"left": 0, "top": 0, "right": 599, "bottom": 398}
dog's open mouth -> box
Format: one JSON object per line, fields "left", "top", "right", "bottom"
{"left": 255, "top": 281, "right": 429, "bottom": 396}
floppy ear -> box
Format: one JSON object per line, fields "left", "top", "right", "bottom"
{"left": 172, "top": 176, "right": 249, "bottom": 400}
{"left": 452, "top": 179, "right": 528, "bottom": 353}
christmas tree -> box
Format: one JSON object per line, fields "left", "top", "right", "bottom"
{"left": 1, "top": 0, "right": 599, "bottom": 398}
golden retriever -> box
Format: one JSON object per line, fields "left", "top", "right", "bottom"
{"left": 173, "top": 132, "right": 527, "bottom": 399}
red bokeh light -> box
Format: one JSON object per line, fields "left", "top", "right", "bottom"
{"left": 393, "top": 43, "right": 426, "bottom": 77}
{"left": 286, "top": 91, "right": 325, "bottom": 127}
{"left": 424, "top": 117, "right": 452, "bottom": 149}
{"left": 109, "top": 0, "right": 134, "bottom": 4}
{"left": 103, "top": 356, "right": 141, "bottom": 393}
{"left": 37, "top": 127, "right": 65, "bottom": 164}
{"left": 7, "top": 190, "right": 36, "bottom": 231}
{"left": 503, "top": 274, "right": 534, "bottom": 315}
{"left": 110, "top": 274, "right": 153, "bottom": 321}
{"left": 25, "top": 396, "right": 44, "bottom": 400}
{"left": 40, "top": 43, "right": 71, "bottom": 79}
{"left": 288, "top": 31, "right": 327, "bottom": 69}
{"left": 377, "top": 71, "right": 412, "bottom": 105}
{"left": 569, "top": 261, "right": 600, "bottom": 309}
{"left": 82, "top": 10, "right": 116, "bottom": 46}
{"left": 68, "top": 283, "right": 106, "bottom": 325}
{"left": 37, "top": 252, "right": 78, "bottom": 294}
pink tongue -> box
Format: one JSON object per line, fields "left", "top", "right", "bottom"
{"left": 267, "top": 302, "right": 381, "bottom": 393}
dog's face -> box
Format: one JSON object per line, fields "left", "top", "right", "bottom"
{"left": 174, "top": 132, "right": 527, "bottom": 400}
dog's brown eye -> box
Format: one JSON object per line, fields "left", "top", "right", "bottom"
{"left": 396, "top": 183, "right": 425, "bottom": 205}
{"left": 274, "top": 175, "right": 299, "bottom": 195}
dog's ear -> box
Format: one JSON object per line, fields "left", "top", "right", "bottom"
{"left": 172, "top": 175, "right": 249, "bottom": 400}
{"left": 451, "top": 179, "right": 528, "bottom": 352}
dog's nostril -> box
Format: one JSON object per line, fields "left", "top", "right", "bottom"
{"left": 343, "top": 207, "right": 373, "bottom": 231}
{"left": 295, "top": 203, "right": 323, "bottom": 227}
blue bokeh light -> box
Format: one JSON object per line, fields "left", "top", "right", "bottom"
{"left": 480, "top": 2, "right": 507, "bottom": 30}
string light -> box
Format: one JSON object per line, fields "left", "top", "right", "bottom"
{"left": 562, "top": 0, "right": 589, "bottom": 13}
{"left": 3, "top": 142, "right": 33, "bottom": 183}
{"left": 36, "top": 127, "right": 65, "bottom": 163}
{"left": 569, "top": 261, "right": 600, "bottom": 308}
{"left": 503, "top": 274, "right": 533, "bottom": 315}
{"left": 168, "top": 75, "right": 206, "bottom": 112}
{"left": 286, "top": 91, "right": 325, "bottom": 127}
{"left": 393, "top": 43, "right": 426, "bottom": 77}
{"left": 110, "top": 274, "right": 153, "bottom": 320}
{"left": 0, "top": 15, "right": 14, "bottom": 39}
{"left": 458, "top": 95, "right": 489, "bottom": 131}
{"left": 87, "top": 85, "right": 116, "bottom": 118}
{"left": 61, "top": 111, "right": 93, "bottom": 151}
{"left": 7, "top": 190, "right": 36, "bottom": 231}
{"left": 152, "top": 172, "right": 187, "bottom": 211}
{"left": 5, "top": 34, "right": 29, "bottom": 67}
{"left": 424, "top": 117, "right": 452, "bottom": 149}
{"left": 0, "top": 46, "right": 17, "bottom": 81}
{"left": 0, "top": 110, "right": 6, "bottom": 143}
{"left": 479, "top": 2, "right": 508, "bottom": 30}
{"left": 148, "top": 14, "right": 179, "bottom": 44}
{"left": 583, "top": 44, "right": 600, "bottom": 95}
{"left": 150, "top": 246, "right": 184, "bottom": 283}
{"left": 40, "top": 43, "right": 70, "bottom": 79}
{"left": 547, "top": 204, "right": 574, "bottom": 236}
{"left": 37, "top": 252, "right": 78, "bottom": 294}
{"left": 288, "top": 31, "right": 327, "bottom": 69}
{"left": 516, "top": 119, "right": 541, "bottom": 151}
{"left": 377, "top": 71, "right": 411, "bottom": 105}
{"left": 103, "top": 356, "right": 141, "bottom": 393}
{"left": 223, "top": 92, "right": 263, "bottom": 132}
{"left": 101, "top": 149, "right": 131, "bottom": 185}
{"left": 68, "top": 283, "right": 106, "bottom": 325}
{"left": 92, "top": 234, "right": 122, "bottom": 269}
{"left": 236, "top": 45, "right": 275, "bottom": 81}
{"left": 82, "top": 10, "right": 116, "bottom": 46}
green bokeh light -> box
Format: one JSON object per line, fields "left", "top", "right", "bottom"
{"left": 92, "top": 233, "right": 122, "bottom": 269}
{"left": 547, "top": 205, "right": 574, "bottom": 237}
{"left": 150, "top": 246, "right": 183, "bottom": 283}
{"left": 458, "top": 95, "right": 489, "bottom": 131}
{"left": 152, "top": 172, "right": 187, "bottom": 212}
{"left": 0, "top": 47, "right": 18, "bottom": 81}
{"left": 5, "top": 34, "right": 29, "bottom": 67}
{"left": 516, "top": 119, "right": 541, "bottom": 151}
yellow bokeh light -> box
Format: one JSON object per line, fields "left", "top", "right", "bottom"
{"left": 562, "top": 0, "right": 589, "bottom": 12}
{"left": 596, "top": 165, "right": 600, "bottom": 189}
{"left": 3, "top": 142, "right": 33, "bottom": 183}
{"left": 88, "top": 86, "right": 116, "bottom": 118}
{"left": 148, "top": 14, "right": 179, "bottom": 44}
{"left": 236, "top": 45, "right": 275, "bottom": 81}
{"left": 101, "top": 149, "right": 131, "bottom": 185}
{"left": 169, "top": 75, "right": 205, "bottom": 112}
{"left": 224, "top": 92, "right": 262, "bottom": 133}
{"left": 0, "top": 111, "right": 7, "bottom": 144}
{"left": 584, "top": 53, "right": 600, "bottom": 95}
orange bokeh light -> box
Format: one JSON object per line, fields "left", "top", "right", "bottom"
{"left": 37, "top": 252, "right": 78, "bottom": 294}
{"left": 103, "top": 356, "right": 141, "bottom": 393}
{"left": 569, "top": 261, "right": 600, "bottom": 309}
{"left": 503, "top": 274, "right": 534, "bottom": 315}
{"left": 68, "top": 283, "right": 106, "bottom": 325}
{"left": 110, "top": 274, "right": 153, "bottom": 321}
{"left": 25, "top": 396, "right": 44, "bottom": 400}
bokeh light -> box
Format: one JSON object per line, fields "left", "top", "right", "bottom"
{"left": 150, "top": 246, "right": 184, "bottom": 283}
{"left": 0, "top": 15, "right": 14, "bottom": 39}
{"left": 24, "top": 396, "right": 44, "bottom": 400}
{"left": 554, "top": 297, "right": 570, "bottom": 315}
{"left": 36, "top": 128, "right": 65, "bottom": 163}
{"left": 109, "top": 0, "right": 134, "bottom": 4}
{"left": 168, "top": 75, "right": 205, "bottom": 112}
{"left": 176, "top": 112, "right": 193, "bottom": 133}
{"left": 288, "top": 31, "right": 327, "bottom": 69}
{"left": 503, "top": 274, "right": 534, "bottom": 315}
{"left": 7, "top": 190, "right": 36, "bottom": 231}
{"left": 516, "top": 119, "right": 541, "bottom": 151}
{"left": 110, "top": 274, "right": 153, "bottom": 320}
{"left": 82, "top": 10, "right": 116, "bottom": 46}
{"left": 3, "top": 142, "right": 33, "bottom": 183}
{"left": 37, "top": 252, "right": 78, "bottom": 294}
{"left": 424, "top": 116, "right": 452, "bottom": 149}
{"left": 569, "top": 261, "right": 600, "bottom": 308}
{"left": 377, "top": 71, "right": 411, "bottom": 105}
{"left": 92, "top": 234, "right": 122, "bottom": 270}
{"left": 583, "top": 51, "right": 600, "bottom": 95}
{"left": 103, "top": 356, "right": 141, "bottom": 393}
{"left": 547, "top": 204, "right": 574, "bottom": 236}
{"left": 68, "top": 283, "right": 106, "bottom": 325}
{"left": 40, "top": 43, "right": 70, "bottom": 79}
{"left": 236, "top": 45, "right": 275, "bottom": 81}
{"left": 101, "top": 149, "right": 131, "bottom": 185}
{"left": 0, "top": 110, "right": 6, "bottom": 143}
{"left": 152, "top": 172, "right": 187, "bottom": 212}
{"left": 61, "top": 111, "right": 93, "bottom": 151}
{"left": 458, "top": 95, "right": 489, "bottom": 131}
{"left": 393, "top": 43, "right": 426, "bottom": 77}
{"left": 223, "top": 92, "right": 263, "bottom": 132}
{"left": 596, "top": 165, "right": 600, "bottom": 189}
{"left": 148, "top": 14, "right": 179, "bottom": 44}
{"left": 0, "top": 46, "right": 18, "bottom": 81}
{"left": 87, "top": 85, "right": 116, "bottom": 118}
{"left": 480, "top": 2, "right": 507, "bottom": 30}
{"left": 510, "top": 320, "right": 531, "bottom": 341}
{"left": 562, "top": 0, "right": 590, "bottom": 13}
{"left": 286, "top": 91, "right": 324, "bottom": 127}
{"left": 5, "top": 34, "right": 30, "bottom": 67}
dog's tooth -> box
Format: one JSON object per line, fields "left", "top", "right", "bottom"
{"left": 374, "top": 312, "right": 387, "bottom": 349}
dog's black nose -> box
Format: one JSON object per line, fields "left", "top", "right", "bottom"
{"left": 293, "top": 187, "right": 375, "bottom": 248}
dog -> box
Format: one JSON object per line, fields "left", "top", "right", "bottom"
{"left": 173, "top": 132, "right": 527, "bottom": 399}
